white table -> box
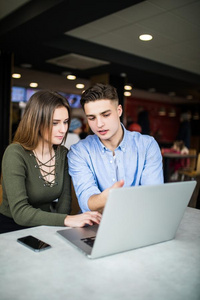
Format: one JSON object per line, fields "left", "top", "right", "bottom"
{"left": 0, "top": 207, "right": 200, "bottom": 300}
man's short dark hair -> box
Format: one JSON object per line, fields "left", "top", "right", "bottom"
{"left": 80, "top": 83, "right": 119, "bottom": 108}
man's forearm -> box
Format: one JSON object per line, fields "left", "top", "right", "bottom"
{"left": 88, "top": 190, "right": 108, "bottom": 212}
{"left": 87, "top": 180, "right": 124, "bottom": 212}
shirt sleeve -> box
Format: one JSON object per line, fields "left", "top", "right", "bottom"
{"left": 68, "top": 143, "right": 101, "bottom": 212}
{"left": 2, "top": 145, "right": 67, "bottom": 227}
{"left": 139, "top": 137, "right": 164, "bottom": 185}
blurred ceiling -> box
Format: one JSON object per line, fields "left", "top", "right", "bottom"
{"left": 0, "top": 0, "right": 200, "bottom": 104}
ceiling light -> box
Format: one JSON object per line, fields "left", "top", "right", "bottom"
{"left": 67, "top": 74, "right": 76, "bottom": 80}
{"left": 30, "top": 82, "right": 38, "bottom": 88}
{"left": 124, "top": 91, "right": 131, "bottom": 97}
{"left": 76, "top": 83, "right": 85, "bottom": 89}
{"left": 139, "top": 34, "right": 153, "bottom": 41}
{"left": 124, "top": 85, "right": 132, "bottom": 91}
{"left": 12, "top": 73, "right": 21, "bottom": 79}
{"left": 186, "top": 95, "right": 193, "bottom": 100}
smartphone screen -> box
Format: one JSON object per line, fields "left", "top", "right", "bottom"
{"left": 17, "top": 235, "right": 51, "bottom": 252}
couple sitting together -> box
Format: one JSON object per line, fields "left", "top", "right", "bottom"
{"left": 0, "top": 83, "right": 163, "bottom": 234}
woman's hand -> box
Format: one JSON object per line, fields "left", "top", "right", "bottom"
{"left": 64, "top": 211, "right": 102, "bottom": 228}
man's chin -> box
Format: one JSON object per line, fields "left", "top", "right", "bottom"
{"left": 97, "top": 134, "right": 110, "bottom": 141}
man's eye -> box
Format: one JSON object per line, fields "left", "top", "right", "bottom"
{"left": 104, "top": 113, "right": 110, "bottom": 117}
{"left": 88, "top": 117, "right": 95, "bottom": 121}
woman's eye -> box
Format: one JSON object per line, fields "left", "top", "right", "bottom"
{"left": 53, "top": 122, "right": 58, "bottom": 125}
{"left": 64, "top": 120, "right": 69, "bottom": 124}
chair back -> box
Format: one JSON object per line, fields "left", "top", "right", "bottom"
{"left": 196, "top": 153, "right": 200, "bottom": 173}
{"left": 188, "top": 149, "right": 197, "bottom": 171}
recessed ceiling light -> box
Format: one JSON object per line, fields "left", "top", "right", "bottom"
{"left": 124, "top": 85, "right": 132, "bottom": 91}
{"left": 12, "top": 73, "right": 21, "bottom": 79}
{"left": 67, "top": 74, "right": 76, "bottom": 80}
{"left": 76, "top": 83, "right": 85, "bottom": 89}
{"left": 30, "top": 82, "right": 38, "bottom": 88}
{"left": 139, "top": 34, "right": 153, "bottom": 41}
{"left": 124, "top": 91, "right": 131, "bottom": 97}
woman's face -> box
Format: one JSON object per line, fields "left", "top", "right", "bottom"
{"left": 43, "top": 106, "right": 69, "bottom": 145}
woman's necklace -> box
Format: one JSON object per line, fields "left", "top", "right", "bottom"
{"left": 33, "top": 150, "right": 57, "bottom": 187}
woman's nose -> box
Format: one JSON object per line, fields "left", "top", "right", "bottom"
{"left": 59, "top": 123, "right": 67, "bottom": 132}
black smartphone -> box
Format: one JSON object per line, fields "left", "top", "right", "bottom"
{"left": 17, "top": 235, "right": 51, "bottom": 252}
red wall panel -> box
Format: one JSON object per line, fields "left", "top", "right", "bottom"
{"left": 125, "top": 97, "right": 181, "bottom": 144}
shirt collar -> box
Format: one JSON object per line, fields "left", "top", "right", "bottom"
{"left": 95, "top": 123, "right": 128, "bottom": 153}
{"left": 118, "top": 123, "right": 127, "bottom": 152}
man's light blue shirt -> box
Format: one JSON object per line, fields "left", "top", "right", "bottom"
{"left": 68, "top": 124, "right": 164, "bottom": 212}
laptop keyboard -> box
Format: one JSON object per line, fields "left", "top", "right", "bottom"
{"left": 81, "top": 236, "right": 96, "bottom": 247}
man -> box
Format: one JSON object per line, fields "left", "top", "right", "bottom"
{"left": 176, "top": 112, "right": 191, "bottom": 149}
{"left": 68, "top": 83, "right": 163, "bottom": 212}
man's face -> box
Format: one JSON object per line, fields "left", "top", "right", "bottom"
{"left": 84, "top": 99, "right": 122, "bottom": 143}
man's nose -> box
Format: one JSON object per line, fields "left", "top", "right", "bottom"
{"left": 96, "top": 117, "right": 104, "bottom": 127}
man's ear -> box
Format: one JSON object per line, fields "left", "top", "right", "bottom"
{"left": 117, "top": 104, "right": 123, "bottom": 117}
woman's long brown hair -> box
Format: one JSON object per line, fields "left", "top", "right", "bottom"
{"left": 13, "top": 90, "right": 71, "bottom": 151}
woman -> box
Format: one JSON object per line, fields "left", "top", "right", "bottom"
{"left": 0, "top": 90, "right": 101, "bottom": 233}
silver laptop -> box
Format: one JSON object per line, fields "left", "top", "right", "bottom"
{"left": 57, "top": 181, "right": 196, "bottom": 259}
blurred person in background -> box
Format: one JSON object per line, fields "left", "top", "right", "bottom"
{"left": 176, "top": 112, "right": 191, "bottom": 149}
{"left": 64, "top": 118, "right": 82, "bottom": 149}
{"left": 128, "top": 122, "right": 142, "bottom": 133}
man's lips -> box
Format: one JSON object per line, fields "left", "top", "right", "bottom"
{"left": 98, "top": 130, "right": 108, "bottom": 135}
